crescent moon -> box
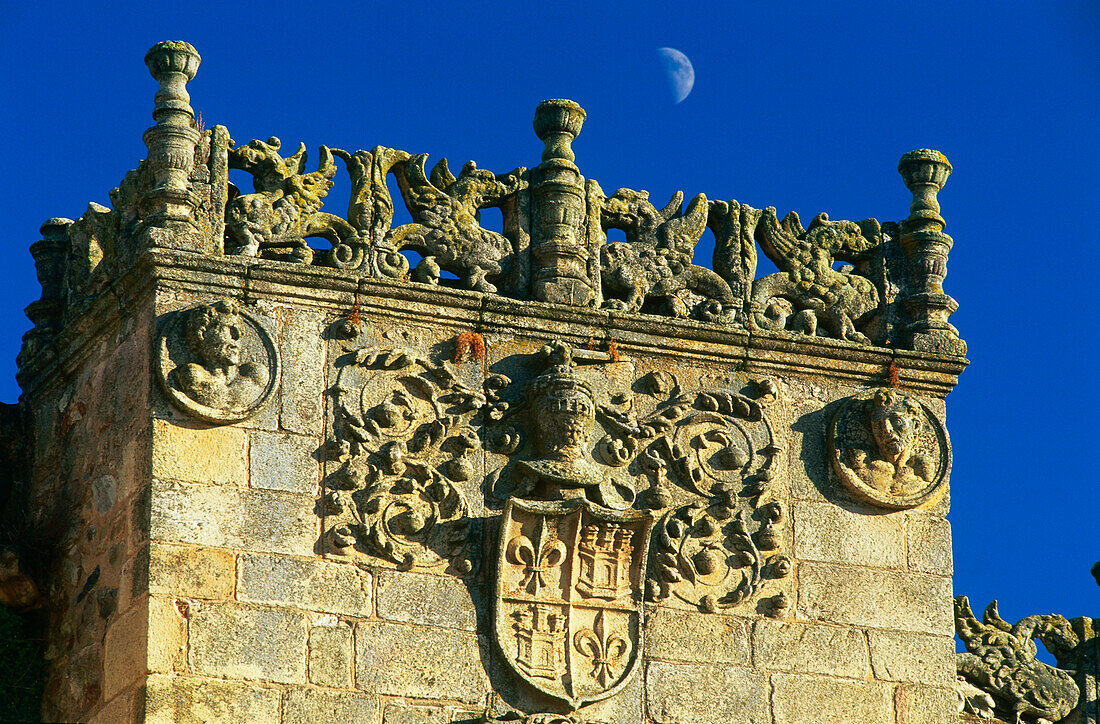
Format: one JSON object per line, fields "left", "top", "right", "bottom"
{"left": 657, "top": 47, "right": 694, "bottom": 104}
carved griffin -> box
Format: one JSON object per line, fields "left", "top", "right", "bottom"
{"left": 598, "top": 186, "right": 736, "bottom": 321}
{"left": 751, "top": 208, "right": 881, "bottom": 343}
{"left": 225, "top": 137, "right": 354, "bottom": 263}
{"left": 386, "top": 153, "right": 527, "bottom": 293}
{"left": 955, "top": 596, "right": 1080, "bottom": 724}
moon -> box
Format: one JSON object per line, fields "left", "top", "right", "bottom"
{"left": 657, "top": 47, "right": 694, "bottom": 104}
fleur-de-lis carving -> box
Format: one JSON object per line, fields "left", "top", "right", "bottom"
{"left": 573, "top": 610, "right": 630, "bottom": 688}
{"left": 507, "top": 515, "right": 567, "bottom": 595}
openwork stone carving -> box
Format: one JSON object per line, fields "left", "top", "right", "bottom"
{"left": 955, "top": 596, "right": 1081, "bottom": 723}
{"left": 828, "top": 387, "right": 949, "bottom": 509}
{"left": 752, "top": 208, "right": 882, "bottom": 343}
{"left": 157, "top": 300, "right": 279, "bottom": 422}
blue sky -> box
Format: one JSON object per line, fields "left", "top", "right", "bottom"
{"left": 3, "top": 1, "right": 1098, "bottom": 627}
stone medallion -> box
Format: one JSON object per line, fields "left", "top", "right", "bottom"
{"left": 828, "top": 387, "right": 950, "bottom": 509}
{"left": 157, "top": 299, "right": 280, "bottom": 423}
{"left": 496, "top": 497, "right": 650, "bottom": 710}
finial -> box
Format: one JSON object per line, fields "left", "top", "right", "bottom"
{"left": 898, "top": 149, "right": 951, "bottom": 233}
{"left": 533, "top": 99, "right": 586, "bottom": 163}
{"left": 144, "top": 41, "right": 201, "bottom": 124}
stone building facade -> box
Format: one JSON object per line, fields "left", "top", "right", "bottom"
{"left": 9, "top": 39, "right": 1061, "bottom": 723}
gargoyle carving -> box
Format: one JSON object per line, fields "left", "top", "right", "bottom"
{"left": 225, "top": 137, "right": 355, "bottom": 263}
{"left": 387, "top": 152, "right": 527, "bottom": 292}
{"left": 598, "top": 186, "right": 736, "bottom": 321}
{"left": 751, "top": 207, "right": 881, "bottom": 343}
{"left": 955, "top": 596, "right": 1080, "bottom": 724}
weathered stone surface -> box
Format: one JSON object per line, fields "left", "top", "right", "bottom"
{"left": 906, "top": 514, "right": 953, "bottom": 575}
{"left": 282, "top": 688, "right": 378, "bottom": 724}
{"left": 771, "top": 673, "right": 894, "bottom": 724}
{"left": 150, "top": 479, "right": 316, "bottom": 556}
{"left": 151, "top": 419, "right": 248, "bottom": 485}
{"left": 279, "top": 309, "right": 326, "bottom": 434}
{"left": 376, "top": 570, "right": 476, "bottom": 631}
{"left": 89, "top": 690, "right": 136, "bottom": 724}
{"left": 355, "top": 621, "right": 488, "bottom": 702}
{"left": 189, "top": 603, "right": 308, "bottom": 684}
{"left": 382, "top": 703, "right": 452, "bottom": 724}
{"left": 143, "top": 673, "right": 280, "bottom": 724}
{"left": 308, "top": 622, "right": 353, "bottom": 688}
{"left": 792, "top": 500, "right": 905, "bottom": 569}
{"left": 798, "top": 561, "right": 953, "bottom": 635}
{"left": 237, "top": 553, "right": 371, "bottom": 616}
{"left": 645, "top": 662, "right": 769, "bottom": 724}
{"left": 147, "top": 595, "right": 188, "bottom": 673}
{"left": 148, "top": 543, "right": 235, "bottom": 599}
{"left": 249, "top": 430, "right": 319, "bottom": 494}
{"left": 103, "top": 599, "right": 147, "bottom": 699}
{"left": 893, "top": 683, "right": 958, "bottom": 724}
{"left": 753, "top": 619, "right": 870, "bottom": 679}
{"left": 868, "top": 629, "right": 954, "bottom": 686}
{"left": 645, "top": 608, "right": 750, "bottom": 665}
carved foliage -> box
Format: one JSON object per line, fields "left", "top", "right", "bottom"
{"left": 955, "top": 596, "right": 1081, "bottom": 723}
{"left": 325, "top": 345, "right": 501, "bottom": 572}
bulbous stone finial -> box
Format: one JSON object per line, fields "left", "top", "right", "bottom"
{"left": 898, "top": 149, "right": 951, "bottom": 232}
{"left": 533, "top": 99, "right": 586, "bottom": 163}
{"left": 144, "top": 41, "right": 201, "bottom": 122}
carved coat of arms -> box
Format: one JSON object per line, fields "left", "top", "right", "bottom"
{"left": 496, "top": 498, "right": 650, "bottom": 708}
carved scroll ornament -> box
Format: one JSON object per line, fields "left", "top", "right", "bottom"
{"left": 157, "top": 299, "right": 279, "bottom": 422}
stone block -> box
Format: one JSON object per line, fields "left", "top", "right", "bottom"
{"left": 906, "top": 514, "right": 953, "bottom": 576}
{"left": 793, "top": 500, "right": 905, "bottom": 569}
{"left": 249, "top": 430, "right": 320, "bottom": 494}
{"left": 237, "top": 553, "right": 372, "bottom": 616}
{"left": 150, "top": 479, "right": 317, "bottom": 556}
{"left": 308, "top": 622, "right": 353, "bottom": 688}
{"left": 753, "top": 619, "right": 869, "bottom": 679}
{"left": 189, "top": 603, "right": 308, "bottom": 684}
{"left": 376, "top": 570, "right": 476, "bottom": 631}
{"left": 279, "top": 310, "right": 327, "bottom": 435}
{"left": 356, "top": 621, "right": 488, "bottom": 702}
{"left": 868, "top": 629, "right": 955, "bottom": 686}
{"left": 148, "top": 543, "right": 235, "bottom": 600}
{"left": 798, "top": 561, "right": 953, "bottom": 635}
{"left": 151, "top": 419, "right": 248, "bottom": 485}
{"left": 89, "top": 690, "right": 136, "bottom": 724}
{"left": 771, "top": 673, "right": 894, "bottom": 724}
{"left": 645, "top": 662, "right": 769, "bottom": 724}
{"left": 103, "top": 599, "right": 147, "bottom": 700}
{"left": 282, "top": 688, "right": 379, "bottom": 724}
{"left": 143, "top": 673, "right": 280, "bottom": 724}
{"left": 645, "top": 607, "right": 750, "bottom": 665}
{"left": 894, "top": 683, "right": 958, "bottom": 724}
{"left": 382, "top": 703, "right": 453, "bottom": 724}
{"left": 147, "top": 595, "right": 188, "bottom": 673}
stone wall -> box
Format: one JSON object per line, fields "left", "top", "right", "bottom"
{"left": 5, "top": 40, "right": 973, "bottom": 724}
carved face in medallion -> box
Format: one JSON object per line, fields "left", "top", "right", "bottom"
{"left": 868, "top": 388, "right": 922, "bottom": 465}
{"left": 194, "top": 308, "right": 243, "bottom": 369}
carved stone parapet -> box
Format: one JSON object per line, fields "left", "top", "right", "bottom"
{"left": 141, "top": 41, "right": 201, "bottom": 227}
{"left": 897, "top": 149, "right": 965, "bottom": 355}
{"left": 531, "top": 100, "right": 597, "bottom": 306}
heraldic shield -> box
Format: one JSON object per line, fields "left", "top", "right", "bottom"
{"left": 496, "top": 497, "right": 652, "bottom": 709}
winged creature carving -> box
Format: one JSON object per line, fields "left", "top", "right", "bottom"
{"left": 751, "top": 207, "right": 881, "bottom": 343}
{"left": 387, "top": 153, "right": 527, "bottom": 293}
{"left": 225, "top": 137, "right": 355, "bottom": 263}
{"left": 955, "top": 595, "right": 1080, "bottom": 724}
{"left": 598, "top": 186, "right": 736, "bottom": 321}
